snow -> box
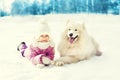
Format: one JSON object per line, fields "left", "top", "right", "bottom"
{"left": 0, "top": 14, "right": 120, "bottom": 80}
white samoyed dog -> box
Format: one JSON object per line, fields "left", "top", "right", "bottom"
{"left": 54, "top": 21, "right": 102, "bottom": 66}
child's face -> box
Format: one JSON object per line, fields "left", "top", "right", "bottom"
{"left": 38, "top": 34, "right": 49, "bottom": 42}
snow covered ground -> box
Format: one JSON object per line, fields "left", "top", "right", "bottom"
{"left": 0, "top": 14, "right": 120, "bottom": 80}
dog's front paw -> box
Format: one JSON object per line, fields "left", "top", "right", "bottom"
{"left": 55, "top": 61, "right": 64, "bottom": 66}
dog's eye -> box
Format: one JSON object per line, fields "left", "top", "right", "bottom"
{"left": 75, "top": 29, "right": 77, "bottom": 31}
{"left": 68, "top": 29, "right": 71, "bottom": 31}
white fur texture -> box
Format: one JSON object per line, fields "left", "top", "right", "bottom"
{"left": 54, "top": 21, "right": 101, "bottom": 66}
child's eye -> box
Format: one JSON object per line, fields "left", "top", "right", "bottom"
{"left": 41, "top": 35, "right": 44, "bottom": 37}
{"left": 45, "top": 35, "right": 49, "bottom": 37}
{"left": 75, "top": 29, "right": 77, "bottom": 31}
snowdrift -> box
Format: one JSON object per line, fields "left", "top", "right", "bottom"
{"left": 0, "top": 14, "right": 120, "bottom": 80}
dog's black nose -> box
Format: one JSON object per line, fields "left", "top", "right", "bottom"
{"left": 69, "top": 33, "right": 73, "bottom": 37}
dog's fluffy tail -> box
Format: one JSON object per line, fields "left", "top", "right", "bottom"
{"left": 96, "top": 51, "right": 102, "bottom": 56}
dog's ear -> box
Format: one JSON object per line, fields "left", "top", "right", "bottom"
{"left": 66, "top": 19, "right": 70, "bottom": 24}
{"left": 81, "top": 22, "right": 86, "bottom": 30}
{"left": 77, "top": 21, "right": 86, "bottom": 30}
{"left": 65, "top": 19, "right": 71, "bottom": 26}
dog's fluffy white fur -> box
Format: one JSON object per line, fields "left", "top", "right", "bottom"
{"left": 54, "top": 21, "right": 102, "bottom": 66}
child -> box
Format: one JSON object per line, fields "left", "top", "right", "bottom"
{"left": 17, "top": 21, "right": 55, "bottom": 68}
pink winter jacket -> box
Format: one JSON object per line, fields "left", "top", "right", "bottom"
{"left": 25, "top": 45, "right": 54, "bottom": 65}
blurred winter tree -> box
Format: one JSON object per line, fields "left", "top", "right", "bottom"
{"left": 11, "top": 0, "right": 31, "bottom": 15}
{"left": 0, "top": 0, "right": 120, "bottom": 17}
{"left": 0, "top": 9, "right": 8, "bottom": 17}
{"left": 108, "top": 0, "right": 120, "bottom": 14}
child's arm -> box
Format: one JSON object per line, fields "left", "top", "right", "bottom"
{"left": 41, "top": 46, "right": 55, "bottom": 65}
{"left": 27, "top": 45, "right": 44, "bottom": 65}
{"left": 28, "top": 42, "right": 55, "bottom": 65}
{"left": 44, "top": 46, "right": 55, "bottom": 60}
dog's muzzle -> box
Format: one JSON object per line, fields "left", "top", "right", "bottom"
{"left": 69, "top": 35, "right": 78, "bottom": 43}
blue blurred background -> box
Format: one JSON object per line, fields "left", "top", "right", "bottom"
{"left": 0, "top": 0, "right": 120, "bottom": 17}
